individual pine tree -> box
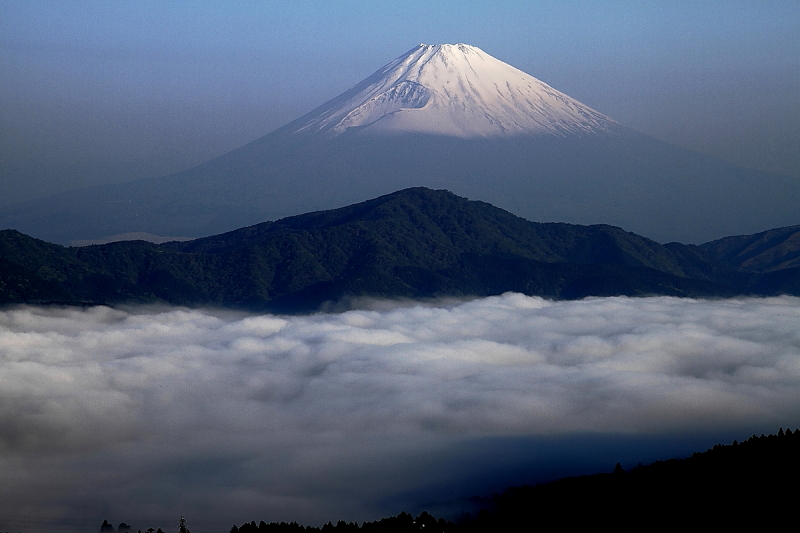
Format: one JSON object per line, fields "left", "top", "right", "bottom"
{"left": 177, "top": 516, "right": 190, "bottom": 533}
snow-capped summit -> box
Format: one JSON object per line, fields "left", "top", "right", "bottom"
{"left": 7, "top": 43, "right": 800, "bottom": 247}
{"left": 289, "top": 43, "right": 619, "bottom": 138}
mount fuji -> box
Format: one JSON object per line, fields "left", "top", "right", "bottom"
{"left": 2, "top": 43, "right": 799, "bottom": 245}
{"left": 287, "top": 43, "right": 619, "bottom": 138}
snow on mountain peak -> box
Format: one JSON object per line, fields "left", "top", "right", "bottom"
{"left": 289, "top": 43, "right": 619, "bottom": 139}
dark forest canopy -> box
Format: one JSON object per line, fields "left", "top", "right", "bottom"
{"left": 2, "top": 188, "right": 800, "bottom": 312}
{"left": 183, "top": 429, "right": 799, "bottom": 532}
{"left": 459, "top": 427, "right": 800, "bottom": 530}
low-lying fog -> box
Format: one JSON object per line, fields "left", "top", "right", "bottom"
{"left": 2, "top": 294, "right": 799, "bottom": 532}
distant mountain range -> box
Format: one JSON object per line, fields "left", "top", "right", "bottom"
{"left": 2, "top": 188, "right": 799, "bottom": 312}
{"left": 2, "top": 44, "right": 799, "bottom": 245}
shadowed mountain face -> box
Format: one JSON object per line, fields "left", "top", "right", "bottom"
{"left": 1, "top": 188, "right": 798, "bottom": 311}
{"left": 699, "top": 225, "right": 800, "bottom": 272}
{"left": 1, "top": 44, "right": 799, "bottom": 245}
{"left": 224, "top": 430, "right": 800, "bottom": 531}
{"left": 462, "top": 429, "right": 800, "bottom": 530}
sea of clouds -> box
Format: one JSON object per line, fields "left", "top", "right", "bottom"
{"left": 2, "top": 294, "right": 800, "bottom": 532}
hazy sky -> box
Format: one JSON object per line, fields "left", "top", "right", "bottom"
{"left": 2, "top": 294, "right": 800, "bottom": 532}
{"left": 1, "top": 1, "right": 799, "bottom": 206}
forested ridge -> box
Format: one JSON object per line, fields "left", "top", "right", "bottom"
{"left": 3, "top": 188, "right": 800, "bottom": 312}
{"left": 459, "top": 428, "right": 800, "bottom": 529}
{"left": 95, "top": 429, "right": 800, "bottom": 532}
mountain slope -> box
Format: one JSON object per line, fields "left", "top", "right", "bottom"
{"left": 462, "top": 429, "right": 800, "bottom": 530}
{"left": 699, "top": 225, "right": 800, "bottom": 272}
{"left": 2, "top": 188, "right": 763, "bottom": 310}
{"left": 223, "top": 429, "right": 800, "bottom": 531}
{"left": 1, "top": 44, "right": 799, "bottom": 245}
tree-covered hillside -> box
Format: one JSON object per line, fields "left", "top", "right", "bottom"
{"left": 2, "top": 188, "right": 798, "bottom": 311}
{"left": 208, "top": 429, "right": 800, "bottom": 532}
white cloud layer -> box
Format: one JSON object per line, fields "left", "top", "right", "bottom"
{"left": 1, "top": 294, "right": 800, "bottom": 532}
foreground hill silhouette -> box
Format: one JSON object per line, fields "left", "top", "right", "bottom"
{"left": 1, "top": 188, "right": 799, "bottom": 311}
{"left": 209, "top": 429, "right": 799, "bottom": 531}
{"left": 460, "top": 428, "right": 800, "bottom": 529}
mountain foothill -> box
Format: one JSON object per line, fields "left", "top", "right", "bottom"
{"left": 99, "top": 428, "right": 800, "bottom": 531}
{"left": 2, "top": 187, "right": 799, "bottom": 311}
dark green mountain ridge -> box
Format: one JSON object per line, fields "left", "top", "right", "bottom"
{"left": 1, "top": 188, "right": 798, "bottom": 311}
{"left": 699, "top": 224, "right": 800, "bottom": 272}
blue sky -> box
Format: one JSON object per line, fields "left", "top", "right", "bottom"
{"left": 1, "top": 1, "right": 799, "bottom": 205}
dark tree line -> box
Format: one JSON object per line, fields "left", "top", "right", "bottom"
{"left": 6, "top": 188, "right": 800, "bottom": 312}
{"left": 228, "top": 428, "right": 800, "bottom": 532}
{"left": 458, "top": 428, "right": 800, "bottom": 530}
{"left": 229, "top": 511, "right": 455, "bottom": 533}
{"left": 98, "top": 518, "right": 170, "bottom": 533}
{"left": 100, "top": 428, "right": 800, "bottom": 532}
